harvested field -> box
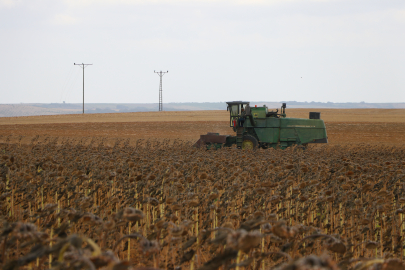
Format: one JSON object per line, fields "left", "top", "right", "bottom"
{"left": 1, "top": 109, "right": 405, "bottom": 270}
{"left": 1, "top": 122, "right": 405, "bottom": 147}
{"left": 0, "top": 109, "right": 405, "bottom": 146}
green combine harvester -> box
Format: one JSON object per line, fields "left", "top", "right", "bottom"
{"left": 194, "top": 101, "right": 328, "bottom": 149}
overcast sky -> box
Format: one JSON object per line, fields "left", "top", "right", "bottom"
{"left": 1, "top": 0, "right": 404, "bottom": 104}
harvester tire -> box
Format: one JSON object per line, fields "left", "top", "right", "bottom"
{"left": 242, "top": 135, "right": 258, "bottom": 150}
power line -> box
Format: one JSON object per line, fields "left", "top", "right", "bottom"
{"left": 154, "top": 70, "right": 168, "bottom": 111}
{"left": 74, "top": 63, "right": 93, "bottom": 114}
{"left": 63, "top": 68, "right": 81, "bottom": 103}
{"left": 59, "top": 65, "right": 74, "bottom": 103}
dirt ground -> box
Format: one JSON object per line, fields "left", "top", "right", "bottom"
{"left": 0, "top": 109, "right": 404, "bottom": 146}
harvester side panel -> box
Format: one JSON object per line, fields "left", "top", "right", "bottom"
{"left": 280, "top": 118, "right": 327, "bottom": 144}
{"left": 280, "top": 128, "right": 298, "bottom": 143}
{"left": 254, "top": 128, "right": 279, "bottom": 144}
{"left": 245, "top": 117, "right": 280, "bottom": 144}
{"left": 266, "top": 119, "right": 281, "bottom": 128}
{"left": 280, "top": 118, "right": 326, "bottom": 128}
{"left": 295, "top": 128, "right": 327, "bottom": 144}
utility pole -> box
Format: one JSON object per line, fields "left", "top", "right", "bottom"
{"left": 154, "top": 70, "right": 168, "bottom": 111}
{"left": 74, "top": 63, "right": 93, "bottom": 114}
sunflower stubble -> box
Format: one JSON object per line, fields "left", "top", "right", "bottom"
{"left": 0, "top": 138, "right": 404, "bottom": 270}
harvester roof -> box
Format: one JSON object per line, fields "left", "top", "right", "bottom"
{"left": 226, "top": 101, "right": 250, "bottom": 105}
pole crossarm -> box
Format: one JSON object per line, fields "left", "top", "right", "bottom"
{"left": 74, "top": 63, "right": 93, "bottom": 114}
{"left": 154, "top": 70, "right": 168, "bottom": 112}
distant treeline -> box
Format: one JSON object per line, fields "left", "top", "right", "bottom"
{"left": 1, "top": 101, "right": 404, "bottom": 117}
{"left": 31, "top": 101, "right": 405, "bottom": 111}
{"left": 280, "top": 101, "right": 405, "bottom": 109}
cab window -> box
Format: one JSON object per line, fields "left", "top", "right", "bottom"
{"left": 230, "top": 105, "right": 239, "bottom": 117}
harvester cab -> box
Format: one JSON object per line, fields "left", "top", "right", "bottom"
{"left": 194, "top": 101, "right": 328, "bottom": 150}
{"left": 226, "top": 101, "right": 250, "bottom": 128}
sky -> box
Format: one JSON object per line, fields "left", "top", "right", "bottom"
{"left": 1, "top": 0, "right": 404, "bottom": 104}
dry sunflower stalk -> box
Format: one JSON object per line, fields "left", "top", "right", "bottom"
{"left": 0, "top": 138, "right": 405, "bottom": 269}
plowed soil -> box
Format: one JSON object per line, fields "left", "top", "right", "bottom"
{"left": 0, "top": 109, "right": 405, "bottom": 146}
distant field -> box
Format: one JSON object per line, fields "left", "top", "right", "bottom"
{"left": 2, "top": 108, "right": 405, "bottom": 124}
{"left": 0, "top": 109, "right": 404, "bottom": 146}
{"left": 2, "top": 102, "right": 405, "bottom": 117}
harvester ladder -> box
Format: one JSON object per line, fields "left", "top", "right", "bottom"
{"left": 236, "top": 127, "right": 244, "bottom": 149}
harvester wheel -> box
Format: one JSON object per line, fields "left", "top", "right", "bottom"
{"left": 242, "top": 135, "right": 258, "bottom": 150}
